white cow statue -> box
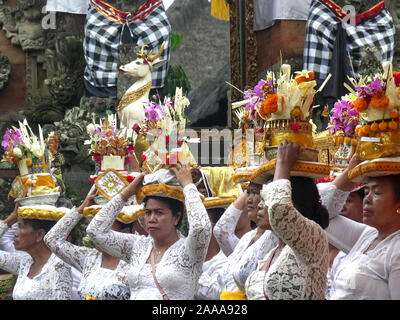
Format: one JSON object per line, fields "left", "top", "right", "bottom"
{"left": 117, "top": 42, "right": 166, "bottom": 129}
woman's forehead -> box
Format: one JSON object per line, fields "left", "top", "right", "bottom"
{"left": 366, "top": 177, "right": 391, "bottom": 188}
{"left": 145, "top": 198, "right": 171, "bottom": 210}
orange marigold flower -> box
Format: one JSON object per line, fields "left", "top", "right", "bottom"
{"left": 362, "top": 125, "right": 371, "bottom": 135}
{"left": 389, "top": 121, "right": 398, "bottom": 131}
{"left": 344, "top": 137, "right": 351, "bottom": 144}
{"left": 379, "top": 121, "right": 388, "bottom": 131}
{"left": 295, "top": 70, "right": 315, "bottom": 84}
{"left": 351, "top": 138, "right": 358, "bottom": 146}
{"left": 354, "top": 98, "right": 368, "bottom": 113}
{"left": 292, "top": 107, "right": 302, "bottom": 117}
{"left": 26, "top": 158, "right": 32, "bottom": 167}
{"left": 370, "top": 122, "right": 379, "bottom": 132}
{"left": 259, "top": 94, "right": 279, "bottom": 118}
{"left": 336, "top": 136, "right": 344, "bottom": 144}
{"left": 370, "top": 91, "right": 389, "bottom": 109}
{"left": 390, "top": 111, "right": 399, "bottom": 119}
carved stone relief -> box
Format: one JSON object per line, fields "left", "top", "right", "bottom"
{"left": 229, "top": 0, "right": 258, "bottom": 127}
{"left": 388, "top": 0, "right": 400, "bottom": 70}
{"left": 0, "top": 56, "right": 11, "bottom": 90}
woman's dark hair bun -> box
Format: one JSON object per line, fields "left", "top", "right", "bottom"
{"left": 290, "top": 176, "right": 330, "bottom": 229}
{"left": 313, "top": 202, "right": 329, "bottom": 229}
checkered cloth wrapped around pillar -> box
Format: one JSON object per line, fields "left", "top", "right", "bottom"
{"left": 84, "top": 0, "right": 171, "bottom": 89}
{"left": 303, "top": 0, "right": 395, "bottom": 81}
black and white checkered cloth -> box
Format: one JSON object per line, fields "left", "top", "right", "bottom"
{"left": 83, "top": 2, "right": 171, "bottom": 89}
{"left": 303, "top": 0, "right": 395, "bottom": 80}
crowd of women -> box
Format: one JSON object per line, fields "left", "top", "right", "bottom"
{"left": 0, "top": 140, "right": 400, "bottom": 300}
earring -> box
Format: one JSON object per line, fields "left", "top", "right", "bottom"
{"left": 397, "top": 208, "right": 400, "bottom": 215}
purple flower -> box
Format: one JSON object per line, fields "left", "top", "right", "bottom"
{"left": 356, "top": 77, "right": 385, "bottom": 98}
{"left": 243, "top": 89, "right": 260, "bottom": 112}
{"left": 370, "top": 77, "right": 384, "bottom": 91}
{"left": 244, "top": 89, "right": 255, "bottom": 100}
{"left": 165, "top": 98, "right": 174, "bottom": 108}
{"left": 155, "top": 104, "right": 166, "bottom": 117}
{"left": 144, "top": 102, "right": 162, "bottom": 122}
{"left": 254, "top": 80, "right": 266, "bottom": 98}
{"left": 2, "top": 129, "right": 23, "bottom": 150}
{"left": 2, "top": 129, "right": 10, "bottom": 149}
{"left": 328, "top": 100, "right": 359, "bottom": 135}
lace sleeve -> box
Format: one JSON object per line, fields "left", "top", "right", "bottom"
{"left": 0, "top": 222, "right": 17, "bottom": 253}
{"left": 182, "top": 184, "right": 212, "bottom": 265}
{"left": 52, "top": 259, "right": 73, "bottom": 300}
{"left": 317, "top": 182, "right": 350, "bottom": 219}
{"left": 44, "top": 208, "right": 92, "bottom": 272}
{"left": 265, "top": 179, "right": 328, "bottom": 265}
{"left": 86, "top": 194, "right": 136, "bottom": 262}
{"left": 213, "top": 203, "right": 242, "bottom": 256}
{"left": 0, "top": 220, "right": 22, "bottom": 275}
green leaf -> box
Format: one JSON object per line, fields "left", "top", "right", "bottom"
{"left": 171, "top": 32, "right": 184, "bottom": 50}
{"left": 164, "top": 65, "right": 191, "bottom": 98}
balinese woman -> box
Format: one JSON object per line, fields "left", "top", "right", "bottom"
{"left": 44, "top": 188, "right": 133, "bottom": 300}
{"left": 86, "top": 163, "right": 212, "bottom": 300}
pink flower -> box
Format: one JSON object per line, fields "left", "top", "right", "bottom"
{"left": 327, "top": 99, "right": 359, "bottom": 135}
{"left": 254, "top": 80, "right": 266, "bottom": 98}
{"left": 1, "top": 129, "right": 10, "bottom": 149}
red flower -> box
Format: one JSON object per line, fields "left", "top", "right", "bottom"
{"left": 177, "top": 140, "right": 183, "bottom": 147}
{"left": 92, "top": 153, "right": 101, "bottom": 163}
{"left": 393, "top": 72, "right": 400, "bottom": 87}
{"left": 89, "top": 176, "right": 98, "bottom": 182}
{"left": 141, "top": 154, "right": 147, "bottom": 162}
{"left": 132, "top": 123, "right": 141, "bottom": 134}
{"left": 127, "top": 176, "right": 135, "bottom": 183}
{"left": 291, "top": 123, "right": 300, "bottom": 131}
{"left": 125, "top": 144, "right": 134, "bottom": 155}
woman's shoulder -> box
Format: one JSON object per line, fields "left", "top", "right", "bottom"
{"left": 384, "top": 230, "right": 400, "bottom": 252}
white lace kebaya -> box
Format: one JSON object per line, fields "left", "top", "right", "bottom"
{"left": 213, "top": 203, "right": 279, "bottom": 297}
{"left": 213, "top": 204, "right": 243, "bottom": 256}
{"left": 44, "top": 208, "right": 131, "bottom": 300}
{"left": 86, "top": 183, "right": 212, "bottom": 300}
{"left": 232, "top": 229, "right": 278, "bottom": 293}
{"left": 0, "top": 220, "right": 73, "bottom": 300}
{"left": 320, "top": 182, "right": 400, "bottom": 300}
{"left": 246, "top": 179, "right": 329, "bottom": 300}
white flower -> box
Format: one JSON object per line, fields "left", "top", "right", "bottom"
{"left": 31, "top": 142, "right": 44, "bottom": 158}
{"left": 343, "top": 93, "right": 358, "bottom": 103}
{"left": 86, "top": 123, "right": 96, "bottom": 135}
{"left": 13, "top": 147, "right": 23, "bottom": 158}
